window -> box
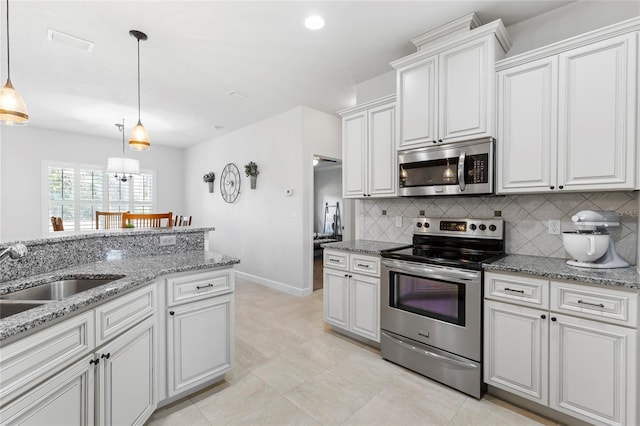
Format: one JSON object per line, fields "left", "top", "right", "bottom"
{"left": 45, "top": 162, "right": 156, "bottom": 233}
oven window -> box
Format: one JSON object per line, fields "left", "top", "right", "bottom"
{"left": 389, "top": 272, "right": 465, "bottom": 326}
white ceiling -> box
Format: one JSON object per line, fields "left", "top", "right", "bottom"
{"left": 2, "top": 0, "right": 574, "bottom": 148}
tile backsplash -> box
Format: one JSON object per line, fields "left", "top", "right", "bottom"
{"left": 355, "top": 191, "right": 638, "bottom": 265}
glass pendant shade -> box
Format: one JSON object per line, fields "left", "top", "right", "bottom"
{"left": 107, "top": 157, "right": 140, "bottom": 175}
{"left": 128, "top": 120, "right": 150, "bottom": 151}
{"left": 0, "top": 79, "right": 28, "bottom": 125}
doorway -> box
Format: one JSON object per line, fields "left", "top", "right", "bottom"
{"left": 312, "top": 156, "right": 342, "bottom": 291}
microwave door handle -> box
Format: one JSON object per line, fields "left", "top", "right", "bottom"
{"left": 457, "top": 151, "right": 466, "bottom": 192}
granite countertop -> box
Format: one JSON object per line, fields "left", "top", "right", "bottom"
{"left": 321, "top": 239, "right": 411, "bottom": 256}
{"left": 0, "top": 251, "right": 239, "bottom": 342}
{"left": 484, "top": 254, "right": 640, "bottom": 291}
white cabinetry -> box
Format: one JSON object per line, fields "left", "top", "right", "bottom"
{"left": 339, "top": 95, "right": 396, "bottom": 198}
{"left": 484, "top": 271, "right": 639, "bottom": 426}
{"left": 323, "top": 250, "right": 380, "bottom": 342}
{"left": 165, "top": 268, "right": 234, "bottom": 398}
{"left": 497, "top": 24, "right": 638, "bottom": 194}
{"left": 393, "top": 21, "right": 510, "bottom": 149}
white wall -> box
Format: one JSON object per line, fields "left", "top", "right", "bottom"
{"left": 505, "top": 1, "right": 640, "bottom": 56}
{"left": 314, "top": 166, "right": 342, "bottom": 234}
{"left": 355, "top": 71, "right": 396, "bottom": 104}
{"left": 184, "top": 106, "right": 340, "bottom": 296}
{"left": 0, "top": 126, "right": 185, "bottom": 242}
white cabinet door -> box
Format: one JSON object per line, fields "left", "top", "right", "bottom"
{"left": 557, "top": 33, "right": 636, "bottom": 191}
{"left": 342, "top": 111, "right": 367, "bottom": 198}
{"left": 0, "top": 354, "right": 94, "bottom": 426}
{"left": 484, "top": 300, "right": 549, "bottom": 404}
{"left": 397, "top": 56, "right": 438, "bottom": 148}
{"left": 349, "top": 274, "right": 380, "bottom": 342}
{"left": 97, "top": 316, "right": 156, "bottom": 426}
{"left": 323, "top": 268, "right": 349, "bottom": 330}
{"left": 368, "top": 102, "right": 396, "bottom": 197}
{"left": 439, "top": 36, "right": 491, "bottom": 142}
{"left": 167, "top": 294, "right": 233, "bottom": 397}
{"left": 497, "top": 57, "right": 558, "bottom": 193}
{"left": 549, "top": 314, "right": 637, "bottom": 426}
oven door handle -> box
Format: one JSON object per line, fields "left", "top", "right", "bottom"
{"left": 457, "top": 151, "right": 466, "bottom": 192}
{"left": 382, "top": 332, "right": 478, "bottom": 370}
{"left": 381, "top": 259, "right": 478, "bottom": 282}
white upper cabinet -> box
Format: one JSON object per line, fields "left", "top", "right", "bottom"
{"left": 497, "top": 21, "right": 638, "bottom": 194}
{"left": 339, "top": 95, "right": 396, "bottom": 198}
{"left": 393, "top": 19, "right": 510, "bottom": 150}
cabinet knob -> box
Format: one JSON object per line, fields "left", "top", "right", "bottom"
{"left": 438, "top": 139, "right": 443, "bottom": 143}
{"left": 541, "top": 314, "right": 546, "bottom": 319}
{"left": 549, "top": 186, "right": 555, "bottom": 190}
{"left": 551, "top": 317, "right": 557, "bottom": 322}
{"left": 169, "top": 311, "right": 175, "bottom": 316}
{"left": 558, "top": 185, "right": 564, "bottom": 189}
{"left": 89, "top": 358, "right": 100, "bottom": 365}
{"left": 101, "top": 353, "right": 111, "bottom": 359}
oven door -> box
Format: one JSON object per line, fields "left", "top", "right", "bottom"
{"left": 380, "top": 259, "right": 482, "bottom": 361}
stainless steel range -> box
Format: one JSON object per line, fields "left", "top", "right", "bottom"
{"left": 380, "top": 217, "right": 505, "bottom": 398}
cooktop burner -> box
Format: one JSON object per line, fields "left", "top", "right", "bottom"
{"left": 380, "top": 217, "right": 505, "bottom": 270}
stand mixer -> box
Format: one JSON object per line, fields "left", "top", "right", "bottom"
{"left": 562, "top": 210, "right": 629, "bottom": 268}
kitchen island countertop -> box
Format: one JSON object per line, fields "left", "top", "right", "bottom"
{"left": 321, "top": 239, "right": 410, "bottom": 256}
{"left": 484, "top": 254, "right": 640, "bottom": 291}
{"left": 0, "top": 251, "right": 239, "bottom": 342}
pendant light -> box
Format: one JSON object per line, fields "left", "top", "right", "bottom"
{"left": 0, "top": 0, "right": 28, "bottom": 125}
{"left": 108, "top": 119, "right": 140, "bottom": 182}
{"left": 128, "top": 30, "right": 150, "bottom": 150}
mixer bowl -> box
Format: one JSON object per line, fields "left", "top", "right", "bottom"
{"left": 562, "top": 231, "right": 609, "bottom": 262}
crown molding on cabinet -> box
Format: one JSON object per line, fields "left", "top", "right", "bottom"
{"left": 391, "top": 19, "right": 513, "bottom": 69}
{"left": 410, "top": 12, "right": 482, "bottom": 51}
{"left": 496, "top": 15, "right": 640, "bottom": 71}
{"left": 337, "top": 94, "right": 396, "bottom": 117}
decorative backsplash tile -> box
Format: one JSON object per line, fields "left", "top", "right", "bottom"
{"left": 355, "top": 192, "right": 638, "bottom": 265}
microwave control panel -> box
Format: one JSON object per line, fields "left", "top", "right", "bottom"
{"left": 466, "top": 154, "right": 488, "bottom": 184}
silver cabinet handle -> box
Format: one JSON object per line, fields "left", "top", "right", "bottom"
{"left": 457, "top": 151, "right": 466, "bottom": 192}
{"left": 356, "top": 263, "right": 370, "bottom": 268}
{"left": 329, "top": 258, "right": 340, "bottom": 263}
{"left": 196, "top": 283, "right": 214, "bottom": 290}
{"left": 577, "top": 299, "right": 605, "bottom": 308}
{"left": 382, "top": 332, "right": 478, "bottom": 369}
{"left": 504, "top": 287, "right": 525, "bottom": 294}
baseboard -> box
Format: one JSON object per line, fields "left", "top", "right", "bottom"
{"left": 235, "top": 271, "right": 312, "bottom": 296}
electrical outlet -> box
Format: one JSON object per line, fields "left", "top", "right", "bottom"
{"left": 159, "top": 235, "right": 176, "bottom": 246}
{"left": 395, "top": 216, "right": 403, "bottom": 227}
{"left": 548, "top": 220, "right": 561, "bottom": 235}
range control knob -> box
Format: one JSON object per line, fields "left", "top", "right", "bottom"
{"left": 489, "top": 224, "right": 497, "bottom": 232}
{"left": 424, "top": 222, "right": 430, "bottom": 228}
{"left": 469, "top": 224, "right": 477, "bottom": 231}
{"left": 416, "top": 222, "right": 423, "bottom": 228}
{"left": 479, "top": 224, "right": 487, "bottom": 231}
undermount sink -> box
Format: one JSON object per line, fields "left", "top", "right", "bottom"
{"left": 0, "top": 301, "right": 49, "bottom": 319}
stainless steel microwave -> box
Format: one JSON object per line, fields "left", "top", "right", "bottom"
{"left": 398, "top": 138, "right": 494, "bottom": 197}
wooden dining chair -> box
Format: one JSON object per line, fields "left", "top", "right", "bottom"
{"left": 96, "top": 211, "right": 129, "bottom": 230}
{"left": 174, "top": 215, "right": 192, "bottom": 226}
{"left": 51, "top": 216, "right": 64, "bottom": 231}
{"left": 122, "top": 212, "right": 173, "bottom": 228}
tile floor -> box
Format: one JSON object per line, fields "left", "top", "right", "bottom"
{"left": 147, "top": 278, "right": 557, "bottom": 426}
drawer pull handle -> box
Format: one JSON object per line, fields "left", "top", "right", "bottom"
{"left": 89, "top": 358, "right": 100, "bottom": 365}
{"left": 101, "top": 353, "right": 110, "bottom": 360}
{"left": 356, "top": 263, "right": 370, "bottom": 268}
{"left": 504, "top": 287, "right": 525, "bottom": 294}
{"left": 577, "top": 300, "right": 605, "bottom": 308}
{"left": 196, "top": 283, "right": 214, "bottom": 290}
{"left": 329, "top": 259, "right": 340, "bottom": 263}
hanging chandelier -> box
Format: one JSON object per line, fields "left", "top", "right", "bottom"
{"left": 0, "top": 0, "right": 28, "bottom": 125}
{"left": 108, "top": 119, "right": 140, "bottom": 182}
{"left": 128, "top": 30, "right": 150, "bottom": 150}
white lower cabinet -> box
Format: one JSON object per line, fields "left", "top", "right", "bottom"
{"left": 484, "top": 271, "right": 639, "bottom": 426}
{"left": 323, "top": 250, "right": 380, "bottom": 342}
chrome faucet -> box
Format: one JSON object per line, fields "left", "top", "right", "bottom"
{"left": 0, "top": 243, "right": 28, "bottom": 264}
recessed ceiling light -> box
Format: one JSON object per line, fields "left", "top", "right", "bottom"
{"left": 305, "top": 15, "right": 325, "bottom": 30}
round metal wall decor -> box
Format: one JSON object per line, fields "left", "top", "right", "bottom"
{"left": 220, "top": 163, "right": 241, "bottom": 203}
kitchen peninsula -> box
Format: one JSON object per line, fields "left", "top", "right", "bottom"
{"left": 0, "top": 227, "right": 239, "bottom": 425}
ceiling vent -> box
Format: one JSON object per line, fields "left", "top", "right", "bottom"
{"left": 47, "top": 29, "right": 94, "bottom": 52}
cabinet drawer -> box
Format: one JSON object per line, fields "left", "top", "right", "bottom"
{"left": 324, "top": 250, "right": 348, "bottom": 271}
{"left": 167, "top": 268, "right": 234, "bottom": 307}
{"left": 95, "top": 284, "right": 156, "bottom": 346}
{"left": 550, "top": 280, "right": 639, "bottom": 327}
{"left": 485, "top": 272, "right": 549, "bottom": 308}
{"left": 0, "top": 311, "right": 94, "bottom": 405}
{"left": 350, "top": 254, "right": 380, "bottom": 277}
